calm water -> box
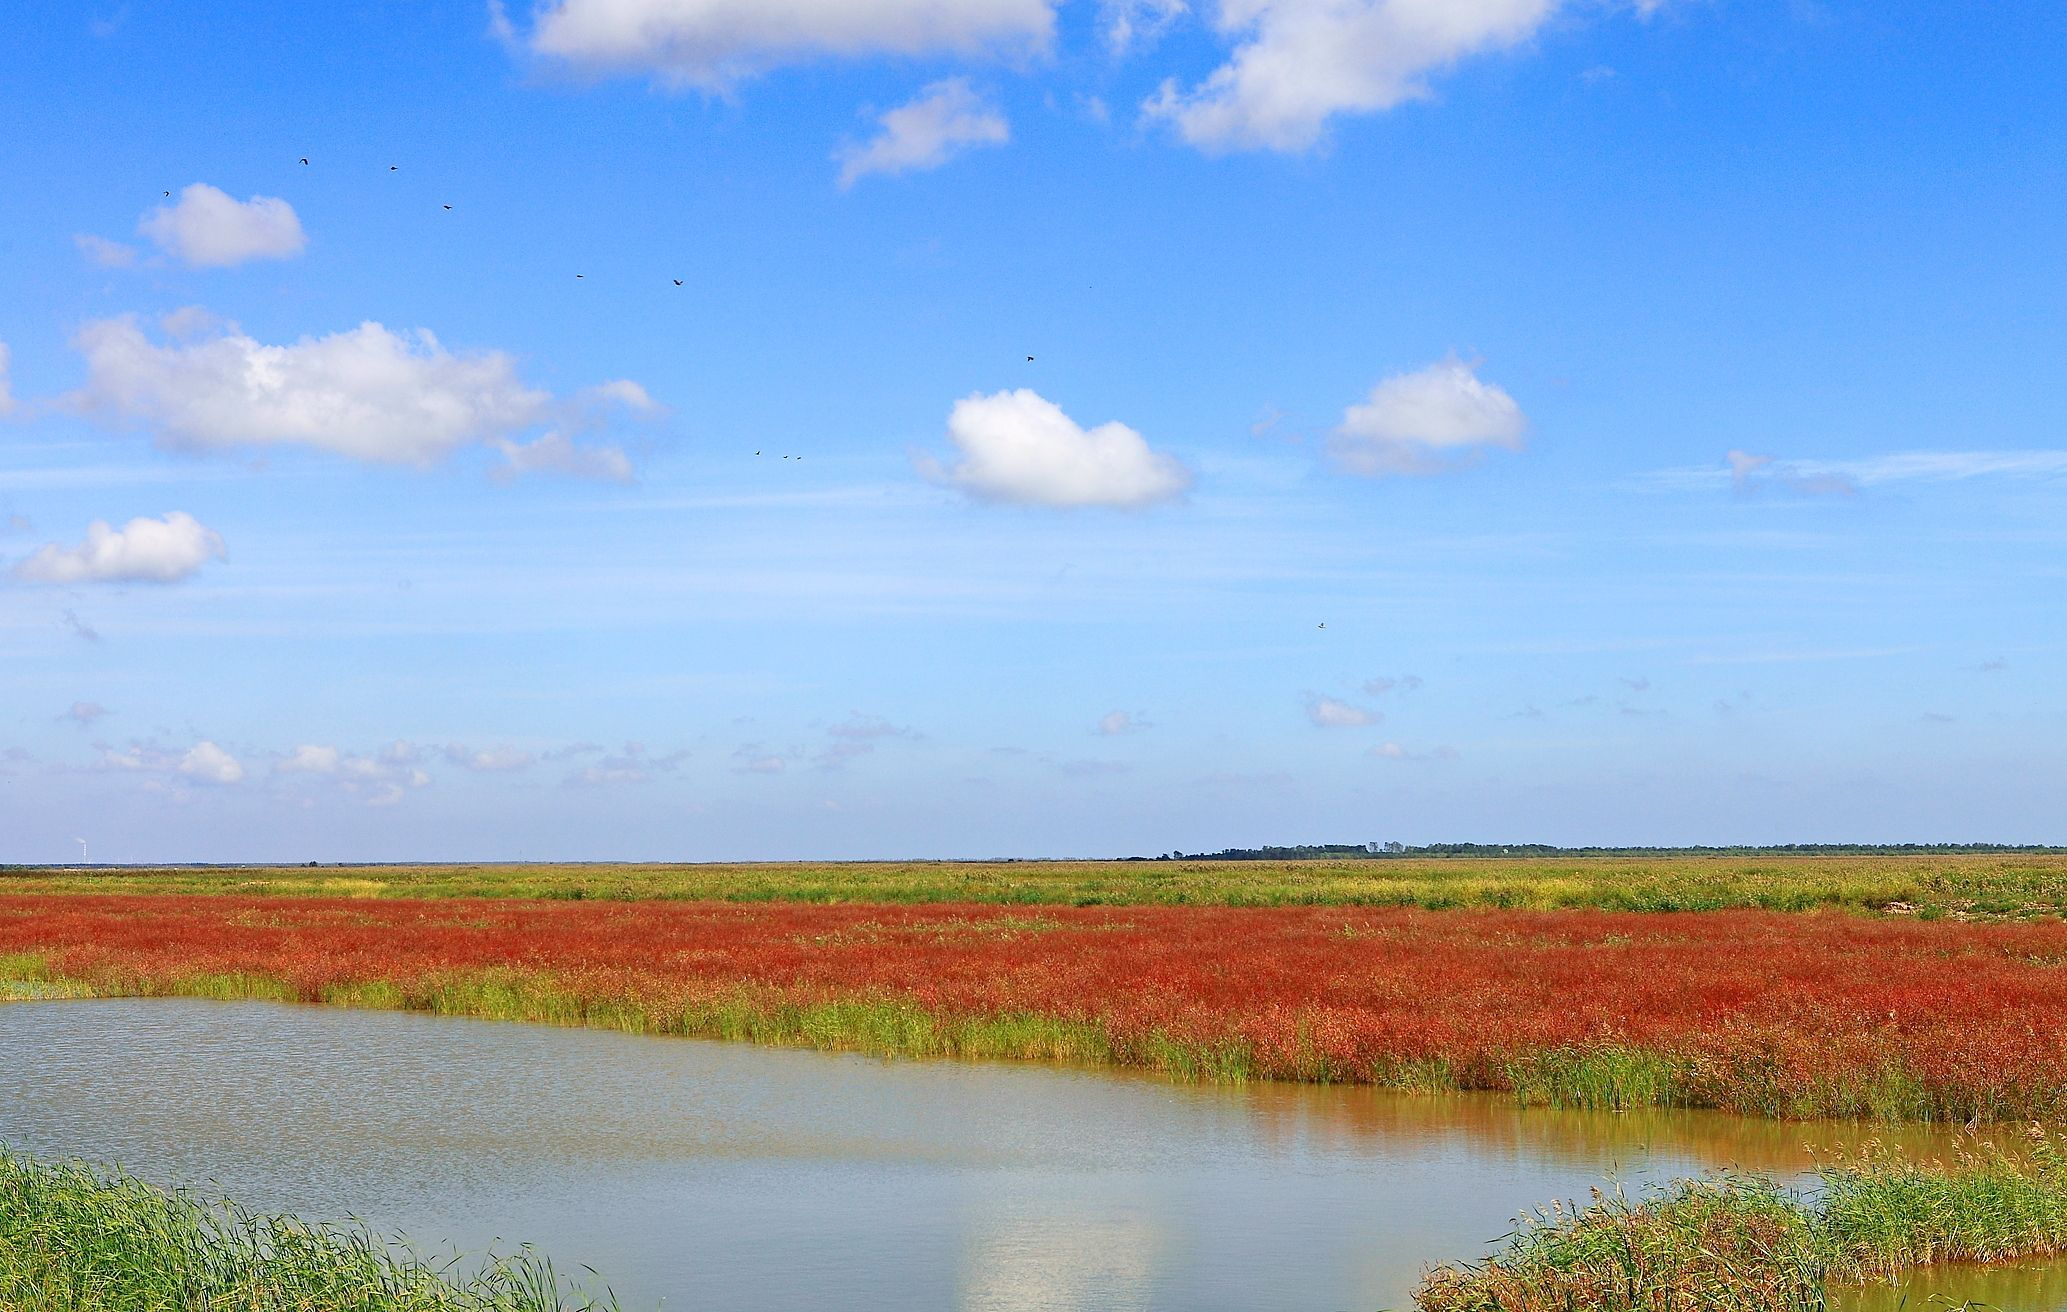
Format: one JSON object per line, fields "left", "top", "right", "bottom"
{"left": 2, "top": 997, "right": 2057, "bottom": 1311}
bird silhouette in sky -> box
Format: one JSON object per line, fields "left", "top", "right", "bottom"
{"left": 673, "top": 279, "right": 683, "bottom": 286}
{"left": 389, "top": 165, "right": 398, "bottom": 171}
{"left": 299, "top": 157, "right": 308, "bottom": 165}
{"left": 1318, "top": 623, "right": 1326, "bottom": 630}
{"left": 1026, "top": 355, "right": 1034, "bottom": 361}
{"left": 442, "top": 204, "right": 452, "bottom": 211}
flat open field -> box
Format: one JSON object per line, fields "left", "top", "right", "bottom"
{"left": 7, "top": 892, "right": 2067, "bottom": 1121}
{"left": 10, "top": 853, "right": 2067, "bottom": 917}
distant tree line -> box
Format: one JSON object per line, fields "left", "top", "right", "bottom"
{"left": 1146, "top": 842, "right": 2067, "bottom": 861}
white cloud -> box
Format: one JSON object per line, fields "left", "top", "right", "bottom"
{"left": 1097, "top": 709, "right": 1152, "bottom": 735}
{"left": 1306, "top": 693, "right": 1380, "bottom": 727}
{"left": 526, "top": 0, "right": 1054, "bottom": 89}
{"left": 921, "top": 388, "right": 1191, "bottom": 508}
{"left": 273, "top": 742, "right": 432, "bottom": 805}
{"left": 277, "top": 744, "right": 342, "bottom": 774}
{"left": 1328, "top": 356, "right": 1526, "bottom": 477}
{"left": 1723, "top": 448, "right": 1856, "bottom": 497}
{"left": 1651, "top": 448, "right": 2067, "bottom": 496}
{"left": 1370, "top": 740, "right": 1458, "bottom": 760}
{"left": 732, "top": 746, "right": 788, "bottom": 774}
{"left": 586, "top": 379, "right": 659, "bottom": 412}
{"left": 442, "top": 744, "right": 537, "bottom": 772}
{"left": 63, "top": 701, "right": 109, "bottom": 725}
{"left": 492, "top": 432, "right": 635, "bottom": 483}
{"left": 138, "top": 184, "right": 307, "bottom": 268}
{"left": 74, "top": 233, "right": 140, "bottom": 268}
{"left": 1105, "top": 0, "right": 1188, "bottom": 52}
{"left": 178, "top": 741, "right": 245, "bottom": 785}
{"left": 15, "top": 512, "right": 226, "bottom": 585}
{"left": 68, "top": 316, "right": 641, "bottom": 473}
{"left": 1144, "top": 0, "right": 1559, "bottom": 152}
{"left": 817, "top": 713, "right": 916, "bottom": 769}
{"left": 566, "top": 742, "right": 687, "bottom": 786}
{"left": 837, "top": 79, "right": 1010, "bottom": 188}
{"left": 1362, "top": 674, "right": 1423, "bottom": 695}
{"left": 1726, "top": 448, "right": 1773, "bottom": 489}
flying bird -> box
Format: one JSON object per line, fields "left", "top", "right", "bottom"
{"left": 162, "top": 190, "right": 170, "bottom": 197}
{"left": 389, "top": 165, "right": 398, "bottom": 171}
{"left": 1026, "top": 355, "right": 1034, "bottom": 361}
{"left": 673, "top": 279, "right": 683, "bottom": 286}
{"left": 299, "top": 157, "right": 309, "bottom": 165}
{"left": 442, "top": 204, "right": 452, "bottom": 210}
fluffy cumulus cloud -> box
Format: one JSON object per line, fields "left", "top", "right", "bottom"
{"left": 274, "top": 742, "right": 431, "bottom": 806}
{"left": 137, "top": 184, "right": 307, "bottom": 268}
{"left": 68, "top": 314, "right": 641, "bottom": 473}
{"left": 1328, "top": 356, "right": 1526, "bottom": 477}
{"left": 526, "top": 0, "right": 1054, "bottom": 88}
{"left": 99, "top": 739, "right": 246, "bottom": 786}
{"left": 838, "top": 79, "right": 1009, "bottom": 188}
{"left": 1306, "top": 693, "right": 1379, "bottom": 727}
{"left": 15, "top": 512, "right": 226, "bottom": 585}
{"left": 1145, "top": 0, "right": 1559, "bottom": 152}
{"left": 179, "top": 741, "right": 245, "bottom": 784}
{"left": 921, "top": 389, "right": 1191, "bottom": 508}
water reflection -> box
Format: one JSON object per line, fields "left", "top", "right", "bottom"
{"left": 1, "top": 998, "right": 2060, "bottom": 1312}
{"left": 959, "top": 1198, "right": 1161, "bottom": 1312}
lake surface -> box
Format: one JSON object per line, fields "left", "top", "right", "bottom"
{"left": 2, "top": 997, "right": 2056, "bottom": 1311}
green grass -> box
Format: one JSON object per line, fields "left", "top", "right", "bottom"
{"left": 1416, "top": 1131, "right": 2067, "bottom": 1311}
{"left": 0, "top": 1148, "right": 615, "bottom": 1312}
{"left": 12, "top": 853, "right": 2067, "bottom": 917}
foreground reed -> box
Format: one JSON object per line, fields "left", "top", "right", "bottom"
{"left": 0, "top": 1148, "right": 616, "bottom": 1312}
{"left": 1417, "top": 1129, "right": 2067, "bottom": 1311}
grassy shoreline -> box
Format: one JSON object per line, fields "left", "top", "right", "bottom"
{"left": 13, "top": 853, "right": 2067, "bottom": 917}
{"left": 1418, "top": 1132, "right": 2067, "bottom": 1311}
{"left": 0, "top": 951, "right": 2043, "bottom": 1122}
{"left": 11, "top": 892, "right": 2067, "bottom": 1122}
{"left": 0, "top": 1148, "right": 614, "bottom": 1312}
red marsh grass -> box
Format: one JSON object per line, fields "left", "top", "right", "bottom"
{"left": 7, "top": 895, "right": 2067, "bottom": 1121}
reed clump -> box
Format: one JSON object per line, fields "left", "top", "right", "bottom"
{"left": 0, "top": 1148, "right": 616, "bottom": 1312}
{"left": 1416, "top": 1130, "right": 2067, "bottom": 1311}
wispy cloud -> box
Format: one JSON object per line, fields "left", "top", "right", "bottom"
{"left": 1650, "top": 449, "right": 2067, "bottom": 494}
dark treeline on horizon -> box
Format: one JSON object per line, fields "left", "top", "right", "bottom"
{"left": 1143, "top": 842, "right": 2067, "bottom": 861}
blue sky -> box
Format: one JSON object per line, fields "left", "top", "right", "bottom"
{"left": 3, "top": 0, "right": 2064, "bottom": 861}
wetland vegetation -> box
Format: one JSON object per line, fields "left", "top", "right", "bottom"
{"left": 0, "top": 1148, "right": 613, "bottom": 1312}
{"left": 12, "top": 853, "right": 2067, "bottom": 918}
{"left": 1419, "top": 1131, "right": 2067, "bottom": 1311}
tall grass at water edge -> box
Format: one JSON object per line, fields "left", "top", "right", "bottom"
{"left": 0, "top": 1148, "right": 615, "bottom": 1312}
{"left": 1417, "top": 1128, "right": 2067, "bottom": 1311}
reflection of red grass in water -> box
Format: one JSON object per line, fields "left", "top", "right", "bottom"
{"left": 6, "top": 894, "right": 2067, "bottom": 1119}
